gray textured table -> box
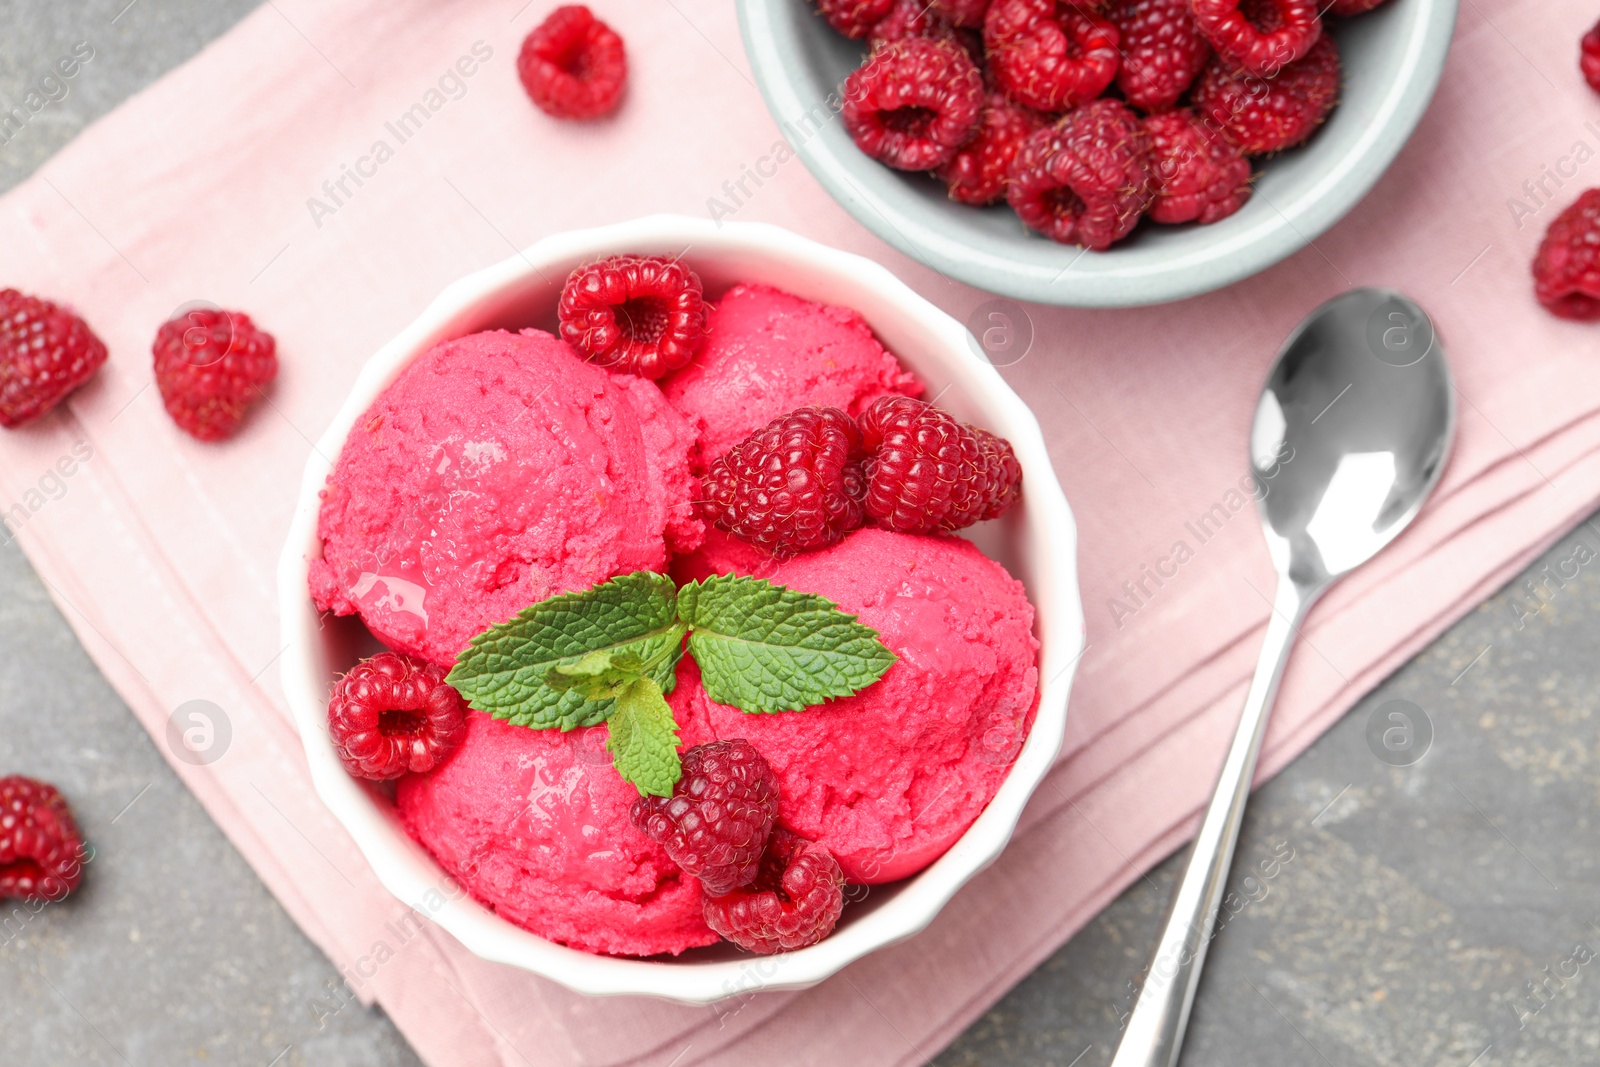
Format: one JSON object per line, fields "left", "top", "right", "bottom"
{"left": 4, "top": 4, "right": 1597, "bottom": 1066}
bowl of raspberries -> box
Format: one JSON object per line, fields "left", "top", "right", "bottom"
{"left": 278, "top": 214, "right": 1084, "bottom": 1001}
{"left": 738, "top": 0, "right": 1458, "bottom": 306}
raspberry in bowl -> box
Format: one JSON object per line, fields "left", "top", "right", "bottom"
{"left": 737, "top": 0, "right": 1457, "bottom": 306}
{"left": 278, "top": 215, "right": 1082, "bottom": 1001}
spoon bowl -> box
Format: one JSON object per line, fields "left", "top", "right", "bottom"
{"left": 1113, "top": 288, "right": 1455, "bottom": 1067}
{"left": 1252, "top": 289, "right": 1455, "bottom": 592}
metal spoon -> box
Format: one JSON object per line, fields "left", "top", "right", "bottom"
{"left": 1110, "top": 289, "right": 1455, "bottom": 1067}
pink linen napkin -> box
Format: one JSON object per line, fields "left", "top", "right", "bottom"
{"left": 3, "top": 1, "right": 1599, "bottom": 1064}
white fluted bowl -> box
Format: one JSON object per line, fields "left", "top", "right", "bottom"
{"left": 278, "top": 215, "right": 1085, "bottom": 1002}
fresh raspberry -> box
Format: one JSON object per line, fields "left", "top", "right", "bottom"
{"left": 152, "top": 308, "right": 278, "bottom": 442}
{"left": 933, "top": 0, "right": 993, "bottom": 28}
{"left": 936, "top": 92, "right": 1044, "bottom": 205}
{"left": 702, "top": 829, "right": 845, "bottom": 954}
{"left": 1006, "top": 99, "right": 1153, "bottom": 249}
{"left": 327, "top": 652, "right": 469, "bottom": 781}
{"left": 1190, "top": 0, "right": 1320, "bottom": 77}
{"left": 701, "top": 407, "right": 867, "bottom": 556}
{"left": 815, "top": 0, "right": 896, "bottom": 38}
{"left": 0, "top": 776, "right": 85, "bottom": 903}
{"left": 1192, "top": 34, "right": 1339, "bottom": 156}
{"left": 983, "top": 0, "right": 1121, "bottom": 112}
{"left": 1106, "top": 0, "right": 1212, "bottom": 111}
{"left": 1324, "top": 0, "right": 1389, "bottom": 13}
{"left": 858, "top": 395, "right": 1022, "bottom": 534}
{"left": 630, "top": 739, "right": 779, "bottom": 897}
{"left": 558, "top": 255, "right": 708, "bottom": 379}
{"left": 0, "top": 289, "right": 106, "bottom": 429}
{"left": 841, "top": 37, "right": 984, "bottom": 171}
{"left": 1533, "top": 189, "right": 1600, "bottom": 320}
{"left": 1584, "top": 20, "right": 1600, "bottom": 95}
{"left": 869, "top": 0, "right": 955, "bottom": 47}
{"left": 517, "top": 5, "right": 627, "bottom": 120}
{"left": 1143, "top": 109, "right": 1252, "bottom": 224}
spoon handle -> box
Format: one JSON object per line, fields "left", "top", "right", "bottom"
{"left": 1110, "top": 578, "right": 1311, "bottom": 1067}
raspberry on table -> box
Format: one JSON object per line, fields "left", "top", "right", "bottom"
{"left": 0, "top": 776, "right": 86, "bottom": 903}
{"left": 814, "top": 0, "right": 897, "bottom": 38}
{"left": 517, "top": 5, "right": 627, "bottom": 120}
{"left": 1584, "top": 20, "right": 1600, "bottom": 95}
{"left": 1192, "top": 34, "right": 1339, "bottom": 157}
{"left": 858, "top": 395, "right": 1022, "bottom": 535}
{"left": 1533, "top": 189, "right": 1600, "bottom": 320}
{"left": 328, "top": 652, "right": 469, "bottom": 781}
{"left": 935, "top": 92, "right": 1044, "bottom": 206}
{"left": 841, "top": 37, "right": 985, "bottom": 172}
{"left": 1106, "top": 0, "right": 1212, "bottom": 112}
{"left": 630, "top": 739, "right": 779, "bottom": 897}
{"left": 0, "top": 289, "right": 107, "bottom": 429}
{"left": 702, "top": 829, "right": 845, "bottom": 954}
{"left": 1190, "top": 0, "right": 1321, "bottom": 77}
{"left": 1006, "top": 98, "right": 1153, "bottom": 250}
{"left": 983, "top": 0, "right": 1121, "bottom": 112}
{"left": 1143, "top": 109, "right": 1252, "bottom": 225}
{"left": 701, "top": 406, "right": 868, "bottom": 557}
{"left": 558, "top": 255, "right": 708, "bottom": 379}
{"left": 152, "top": 307, "right": 278, "bottom": 442}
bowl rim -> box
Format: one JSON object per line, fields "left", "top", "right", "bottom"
{"left": 276, "top": 214, "right": 1086, "bottom": 1003}
{"left": 735, "top": 0, "right": 1460, "bottom": 308}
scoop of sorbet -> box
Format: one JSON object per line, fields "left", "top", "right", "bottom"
{"left": 670, "top": 527, "right": 1039, "bottom": 883}
{"left": 660, "top": 283, "right": 921, "bottom": 471}
{"left": 309, "top": 328, "right": 701, "bottom": 666}
{"left": 397, "top": 707, "right": 722, "bottom": 957}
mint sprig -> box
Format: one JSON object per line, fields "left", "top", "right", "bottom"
{"left": 447, "top": 571, "right": 896, "bottom": 796}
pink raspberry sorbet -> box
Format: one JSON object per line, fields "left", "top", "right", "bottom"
{"left": 309, "top": 328, "right": 702, "bottom": 667}
{"left": 397, "top": 709, "right": 720, "bottom": 957}
{"left": 671, "top": 527, "right": 1039, "bottom": 883}
{"left": 660, "top": 283, "right": 922, "bottom": 471}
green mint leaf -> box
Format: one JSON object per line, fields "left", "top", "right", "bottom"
{"left": 543, "top": 650, "right": 652, "bottom": 702}
{"left": 543, "top": 648, "right": 653, "bottom": 689}
{"left": 545, "top": 649, "right": 626, "bottom": 683}
{"left": 606, "top": 676, "right": 682, "bottom": 797}
{"left": 678, "top": 574, "right": 897, "bottom": 713}
{"left": 547, "top": 649, "right": 648, "bottom": 680}
{"left": 447, "top": 571, "right": 685, "bottom": 730}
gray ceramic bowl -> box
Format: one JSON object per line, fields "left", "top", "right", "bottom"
{"left": 737, "top": 0, "right": 1458, "bottom": 307}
